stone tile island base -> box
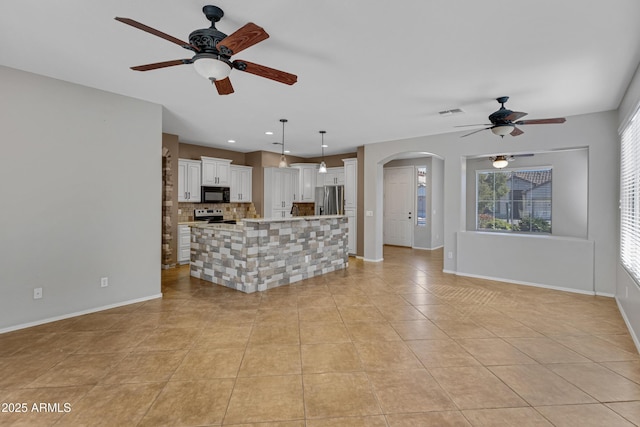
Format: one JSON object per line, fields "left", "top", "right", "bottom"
{"left": 190, "top": 216, "right": 348, "bottom": 293}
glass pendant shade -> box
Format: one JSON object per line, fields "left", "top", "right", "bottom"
{"left": 279, "top": 154, "right": 287, "bottom": 168}
{"left": 318, "top": 161, "right": 327, "bottom": 173}
{"left": 318, "top": 130, "right": 327, "bottom": 173}
{"left": 491, "top": 125, "right": 513, "bottom": 136}
{"left": 492, "top": 155, "right": 509, "bottom": 169}
{"left": 193, "top": 54, "right": 232, "bottom": 81}
{"left": 278, "top": 119, "right": 288, "bottom": 168}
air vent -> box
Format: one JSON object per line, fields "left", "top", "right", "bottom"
{"left": 439, "top": 108, "right": 465, "bottom": 116}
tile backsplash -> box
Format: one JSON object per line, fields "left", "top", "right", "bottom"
{"left": 178, "top": 202, "right": 259, "bottom": 222}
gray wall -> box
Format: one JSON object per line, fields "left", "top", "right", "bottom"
{"left": 0, "top": 66, "right": 162, "bottom": 331}
{"left": 617, "top": 62, "right": 640, "bottom": 349}
{"left": 364, "top": 110, "right": 618, "bottom": 297}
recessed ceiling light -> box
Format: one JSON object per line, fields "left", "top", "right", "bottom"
{"left": 265, "top": 131, "right": 273, "bottom": 135}
{"left": 227, "top": 139, "right": 236, "bottom": 143}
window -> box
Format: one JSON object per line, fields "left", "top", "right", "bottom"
{"left": 621, "top": 106, "right": 640, "bottom": 284}
{"left": 476, "top": 168, "right": 552, "bottom": 233}
{"left": 417, "top": 167, "right": 427, "bottom": 226}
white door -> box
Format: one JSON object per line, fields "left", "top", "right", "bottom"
{"left": 384, "top": 167, "right": 414, "bottom": 247}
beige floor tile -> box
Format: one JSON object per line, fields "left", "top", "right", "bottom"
{"left": 300, "top": 321, "right": 351, "bottom": 344}
{"left": 354, "top": 341, "right": 423, "bottom": 371}
{"left": 462, "top": 407, "right": 553, "bottom": 426}
{"left": 133, "top": 327, "right": 201, "bottom": 352}
{"left": 0, "top": 385, "right": 91, "bottom": 426}
{"left": 332, "top": 294, "right": 372, "bottom": 308}
{"left": 139, "top": 379, "right": 234, "bottom": 426}
{"left": 414, "top": 304, "right": 463, "bottom": 321}
{"left": 385, "top": 411, "right": 471, "bottom": 426}
{"left": 19, "top": 331, "right": 104, "bottom": 355}
{"left": 196, "top": 323, "right": 253, "bottom": 347}
{"left": 390, "top": 319, "right": 449, "bottom": 340}
{"left": 101, "top": 350, "right": 187, "bottom": 384}
{"left": 171, "top": 347, "right": 244, "bottom": 380}
{"left": 226, "top": 422, "right": 305, "bottom": 427}
{"left": 306, "top": 415, "right": 387, "bottom": 427}
{"left": 346, "top": 322, "right": 402, "bottom": 342}
{"left": 488, "top": 364, "right": 596, "bottom": 406}
{"left": 406, "top": 339, "right": 481, "bottom": 368}
{"left": 338, "top": 306, "right": 387, "bottom": 323}
{"left": 367, "top": 369, "right": 456, "bottom": 413}
{"left": 256, "top": 307, "right": 300, "bottom": 323}
{"left": 601, "top": 360, "right": 640, "bottom": 383}
{"left": 505, "top": 336, "right": 591, "bottom": 364}
{"left": 0, "top": 331, "right": 45, "bottom": 356}
{"left": 431, "top": 319, "right": 496, "bottom": 339}
{"left": 598, "top": 334, "right": 640, "bottom": 353}
{"left": 239, "top": 344, "right": 301, "bottom": 376}
{"left": 536, "top": 403, "right": 635, "bottom": 427}
{"left": 551, "top": 335, "right": 640, "bottom": 361}
{"left": 547, "top": 362, "right": 640, "bottom": 402}
{"left": 225, "top": 375, "right": 304, "bottom": 424}
{"left": 64, "top": 313, "right": 130, "bottom": 332}
{"left": 75, "top": 328, "right": 153, "bottom": 354}
{"left": 28, "top": 353, "right": 125, "bottom": 388}
{"left": 375, "top": 304, "right": 426, "bottom": 321}
{"left": 303, "top": 372, "right": 381, "bottom": 419}
{"left": 249, "top": 322, "right": 300, "bottom": 345}
{"left": 298, "top": 306, "right": 343, "bottom": 322}
{"left": 429, "top": 366, "right": 527, "bottom": 409}
{"left": 472, "top": 317, "right": 544, "bottom": 338}
{"left": 456, "top": 338, "right": 537, "bottom": 365}
{"left": 606, "top": 401, "right": 640, "bottom": 425}
{"left": 298, "top": 295, "right": 337, "bottom": 308}
{"left": 301, "top": 343, "right": 363, "bottom": 373}
{"left": 0, "top": 352, "right": 69, "bottom": 389}
{"left": 56, "top": 382, "right": 165, "bottom": 426}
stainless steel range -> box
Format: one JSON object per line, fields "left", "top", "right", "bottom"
{"left": 194, "top": 208, "right": 236, "bottom": 224}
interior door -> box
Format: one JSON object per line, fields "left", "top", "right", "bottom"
{"left": 384, "top": 166, "right": 414, "bottom": 246}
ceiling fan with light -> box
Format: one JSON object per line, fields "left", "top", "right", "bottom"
{"left": 115, "top": 5, "right": 298, "bottom": 95}
{"left": 458, "top": 97, "right": 566, "bottom": 138}
{"left": 489, "top": 153, "right": 534, "bottom": 168}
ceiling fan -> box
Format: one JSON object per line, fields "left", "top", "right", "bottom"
{"left": 115, "top": 5, "right": 297, "bottom": 95}
{"left": 458, "top": 97, "right": 566, "bottom": 138}
{"left": 489, "top": 153, "right": 533, "bottom": 168}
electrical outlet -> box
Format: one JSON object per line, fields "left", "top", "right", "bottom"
{"left": 101, "top": 277, "right": 109, "bottom": 287}
{"left": 366, "top": 211, "right": 373, "bottom": 217}
{"left": 448, "top": 251, "right": 453, "bottom": 259}
{"left": 33, "top": 288, "right": 42, "bottom": 299}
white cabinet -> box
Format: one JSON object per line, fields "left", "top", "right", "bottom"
{"left": 343, "top": 158, "right": 357, "bottom": 254}
{"left": 201, "top": 156, "right": 231, "bottom": 186}
{"left": 230, "top": 165, "right": 252, "bottom": 202}
{"left": 264, "top": 167, "right": 299, "bottom": 218}
{"left": 319, "top": 167, "right": 345, "bottom": 186}
{"left": 178, "top": 224, "right": 191, "bottom": 264}
{"left": 178, "top": 159, "right": 201, "bottom": 202}
{"left": 343, "top": 158, "right": 357, "bottom": 209}
{"left": 290, "top": 163, "right": 318, "bottom": 202}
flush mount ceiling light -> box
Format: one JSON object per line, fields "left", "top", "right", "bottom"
{"left": 278, "top": 119, "right": 288, "bottom": 168}
{"left": 318, "top": 131, "right": 327, "bottom": 174}
{"left": 491, "top": 155, "right": 510, "bottom": 169}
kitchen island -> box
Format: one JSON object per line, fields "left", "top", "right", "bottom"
{"left": 190, "top": 215, "right": 348, "bottom": 293}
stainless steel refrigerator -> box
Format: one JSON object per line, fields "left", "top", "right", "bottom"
{"left": 315, "top": 185, "right": 345, "bottom": 215}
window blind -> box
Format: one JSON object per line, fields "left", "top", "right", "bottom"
{"left": 621, "top": 106, "right": 640, "bottom": 283}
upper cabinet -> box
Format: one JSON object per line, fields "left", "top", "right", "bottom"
{"left": 343, "top": 158, "right": 357, "bottom": 209}
{"left": 178, "top": 159, "right": 201, "bottom": 203}
{"left": 230, "top": 165, "right": 252, "bottom": 203}
{"left": 201, "top": 156, "right": 231, "bottom": 186}
{"left": 290, "top": 163, "right": 318, "bottom": 202}
{"left": 264, "top": 167, "right": 299, "bottom": 218}
{"left": 319, "top": 167, "right": 345, "bottom": 186}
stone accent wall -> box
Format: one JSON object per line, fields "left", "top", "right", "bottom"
{"left": 161, "top": 147, "right": 174, "bottom": 269}
{"left": 190, "top": 216, "right": 348, "bottom": 293}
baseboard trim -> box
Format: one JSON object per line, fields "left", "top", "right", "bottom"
{"left": 0, "top": 293, "right": 163, "bottom": 334}
{"left": 596, "top": 292, "right": 616, "bottom": 298}
{"left": 615, "top": 297, "right": 640, "bottom": 354}
{"left": 363, "top": 258, "right": 384, "bottom": 263}
{"left": 452, "top": 271, "right": 598, "bottom": 296}
{"left": 412, "top": 245, "right": 444, "bottom": 251}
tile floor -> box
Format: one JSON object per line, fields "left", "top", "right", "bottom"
{"left": 1, "top": 247, "right": 639, "bottom": 426}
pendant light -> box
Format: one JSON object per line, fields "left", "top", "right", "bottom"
{"left": 278, "top": 119, "right": 288, "bottom": 168}
{"left": 318, "top": 130, "right": 327, "bottom": 174}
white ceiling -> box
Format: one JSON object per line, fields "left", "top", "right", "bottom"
{"left": 2, "top": 1, "right": 640, "bottom": 157}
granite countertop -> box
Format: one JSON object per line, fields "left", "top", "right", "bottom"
{"left": 178, "top": 221, "right": 208, "bottom": 226}
{"left": 190, "top": 222, "right": 244, "bottom": 230}
{"left": 243, "top": 215, "right": 346, "bottom": 224}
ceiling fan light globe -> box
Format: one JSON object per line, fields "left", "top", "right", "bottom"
{"left": 193, "top": 55, "right": 231, "bottom": 80}
{"left": 491, "top": 125, "right": 513, "bottom": 136}
{"left": 318, "top": 161, "right": 327, "bottom": 173}
{"left": 492, "top": 155, "right": 509, "bottom": 169}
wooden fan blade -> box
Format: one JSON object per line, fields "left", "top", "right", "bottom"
{"left": 233, "top": 60, "right": 297, "bottom": 85}
{"left": 461, "top": 127, "right": 491, "bottom": 138}
{"left": 505, "top": 111, "right": 528, "bottom": 121}
{"left": 130, "top": 59, "right": 190, "bottom": 71}
{"left": 217, "top": 23, "right": 269, "bottom": 55}
{"left": 515, "top": 118, "right": 566, "bottom": 125}
{"left": 510, "top": 126, "right": 524, "bottom": 137}
{"left": 214, "top": 77, "right": 234, "bottom": 95}
{"left": 115, "top": 17, "right": 199, "bottom": 51}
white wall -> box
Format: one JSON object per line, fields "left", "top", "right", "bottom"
{"left": 0, "top": 66, "right": 163, "bottom": 331}
{"left": 364, "top": 110, "right": 618, "bottom": 295}
{"left": 616, "top": 62, "right": 640, "bottom": 348}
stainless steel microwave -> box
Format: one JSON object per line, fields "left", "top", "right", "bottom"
{"left": 201, "top": 186, "right": 230, "bottom": 203}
